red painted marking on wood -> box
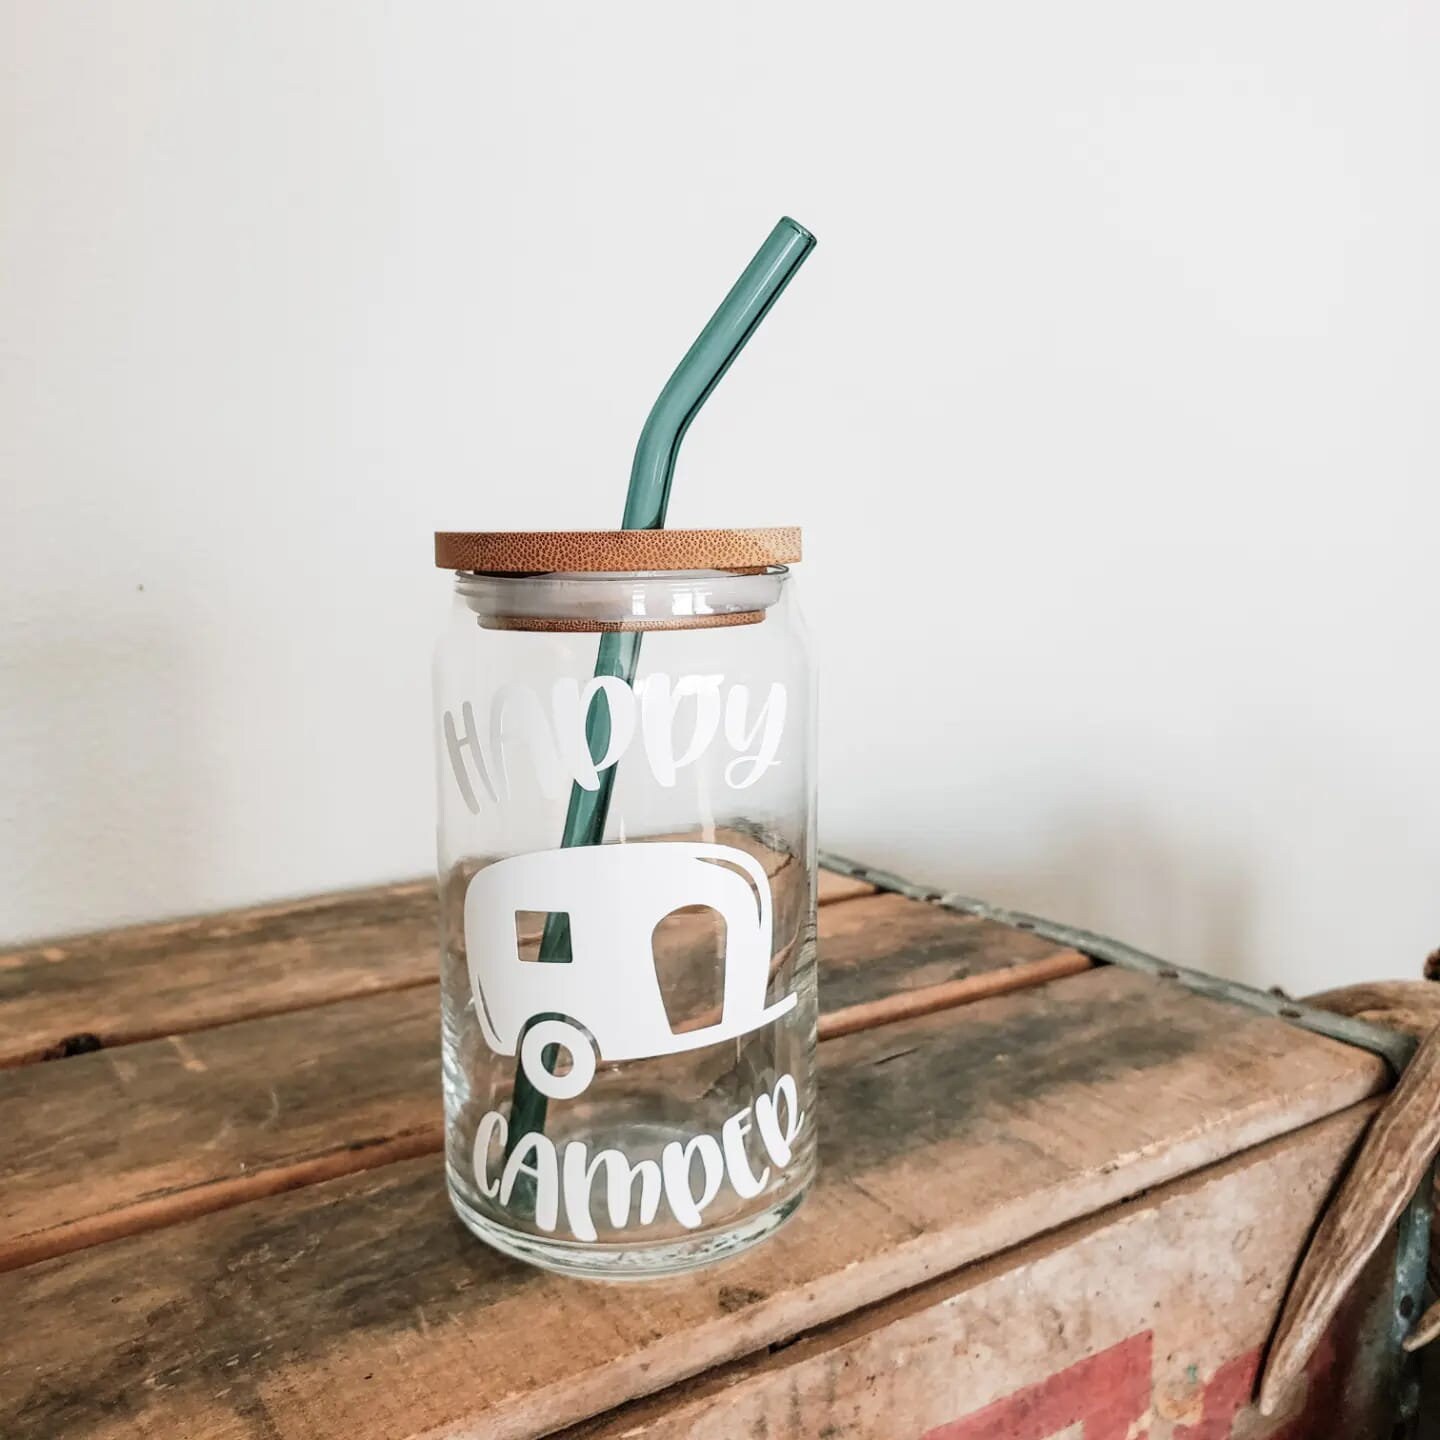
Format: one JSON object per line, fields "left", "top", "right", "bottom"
{"left": 922, "top": 1331, "right": 1153, "bottom": 1440}
{"left": 1172, "top": 1334, "right": 1341, "bottom": 1440}
{"left": 1171, "top": 1350, "right": 1260, "bottom": 1439}
{"left": 927, "top": 1328, "right": 1346, "bottom": 1440}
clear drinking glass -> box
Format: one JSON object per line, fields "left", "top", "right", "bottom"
{"left": 434, "top": 530, "right": 816, "bottom": 1279}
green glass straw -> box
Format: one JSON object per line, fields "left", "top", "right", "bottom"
{"left": 505, "top": 217, "right": 817, "bottom": 1163}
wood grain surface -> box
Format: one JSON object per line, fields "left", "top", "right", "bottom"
{"left": 0, "top": 887, "right": 1082, "bottom": 1272}
{"left": 560, "top": 1108, "right": 1387, "bottom": 1440}
{"left": 0, "top": 880, "right": 440, "bottom": 1069}
{"left": 0, "top": 966, "right": 1386, "bottom": 1440}
{"left": 0, "top": 868, "right": 872, "bottom": 1069}
{"left": 433, "top": 527, "right": 802, "bottom": 573}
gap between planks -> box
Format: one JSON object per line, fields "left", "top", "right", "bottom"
{"left": 820, "top": 949, "right": 1089, "bottom": 1040}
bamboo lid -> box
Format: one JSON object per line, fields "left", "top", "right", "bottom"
{"left": 434, "top": 527, "right": 801, "bottom": 574}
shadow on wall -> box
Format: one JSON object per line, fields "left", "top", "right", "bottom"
{"left": 0, "top": 606, "right": 206, "bottom": 942}
{"left": 1016, "top": 810, "right": 1254, "bottom": 983}
{"left": 872, "top": 810, "right": 1257, "bottom": 987}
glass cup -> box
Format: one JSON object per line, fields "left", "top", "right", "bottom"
{"left": 433, "top": 528, "right": 816, "bottom": 1279}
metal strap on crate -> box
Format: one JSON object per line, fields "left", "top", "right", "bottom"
{"left": 819, "top": 850, "right": 1415, "bottom": 1072}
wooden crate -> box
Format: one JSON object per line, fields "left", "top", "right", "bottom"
{"left": 0, "top": 860, "right": 1422, "bottom": 1438}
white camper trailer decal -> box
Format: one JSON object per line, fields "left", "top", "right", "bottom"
{"left": 464, "top": 841, "right": 794, "bottom": 1099}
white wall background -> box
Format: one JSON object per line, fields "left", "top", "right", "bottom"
{"left": 2, "top": 2, "right": 1437, "bottom": 995}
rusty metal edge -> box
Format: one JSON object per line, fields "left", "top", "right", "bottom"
{"left": 819, "top": 848, "right": 1432, "bottom": 1438}
{"left": 1389, "top": 1159, "right": 1434, "bottom": 1438}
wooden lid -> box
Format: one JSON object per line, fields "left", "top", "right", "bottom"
{"left": 434, "top": 527, "right": 801, "bottom": 573}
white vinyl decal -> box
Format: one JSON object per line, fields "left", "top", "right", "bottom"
{"left": 472, "top": 1072, "right": 805, "bottom": 1239}
{"left": 443, "top": 673, "right": 787, "bottom": 814}
{"left": 463, "top": 841, "right": 803, "bottom": 1237}
{"left": 464, "top": 841, "right": 794, "bottom": 1093}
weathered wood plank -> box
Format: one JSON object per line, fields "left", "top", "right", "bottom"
{"left": 0, "top": 997, "right": 440, "bottom": 1273}
{"left": 0, "top": 892, "right": 1082, "bottom": 1272}
{"left": 561, "top": 1107, "right": 1394, "bottom": 1440}
{"left": 0, "top": 967, "right": 1387, "bottom": 1440}
{"left": 810, "top": 890, "right": 1076, "bottom": 1012}
{"left": 820, "top": 948, "right": 1091, "bottom": 1039}
{"left": 0, "top": 868, "right": 872, "bottom": 1069}
{"left": 0, "top": 881, "right": 439, "bottom": 1069}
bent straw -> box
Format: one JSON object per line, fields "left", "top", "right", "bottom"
{"left": 505, "top": 217, "right": 817, "bottom": 1166}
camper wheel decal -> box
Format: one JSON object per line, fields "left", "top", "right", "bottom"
{"left": 519, "top": 1018, "right": 598, "bottom": 1100}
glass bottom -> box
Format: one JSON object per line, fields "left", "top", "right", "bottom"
{"left": 447, "top": 1178, "right": 809, "bottom": 1281}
